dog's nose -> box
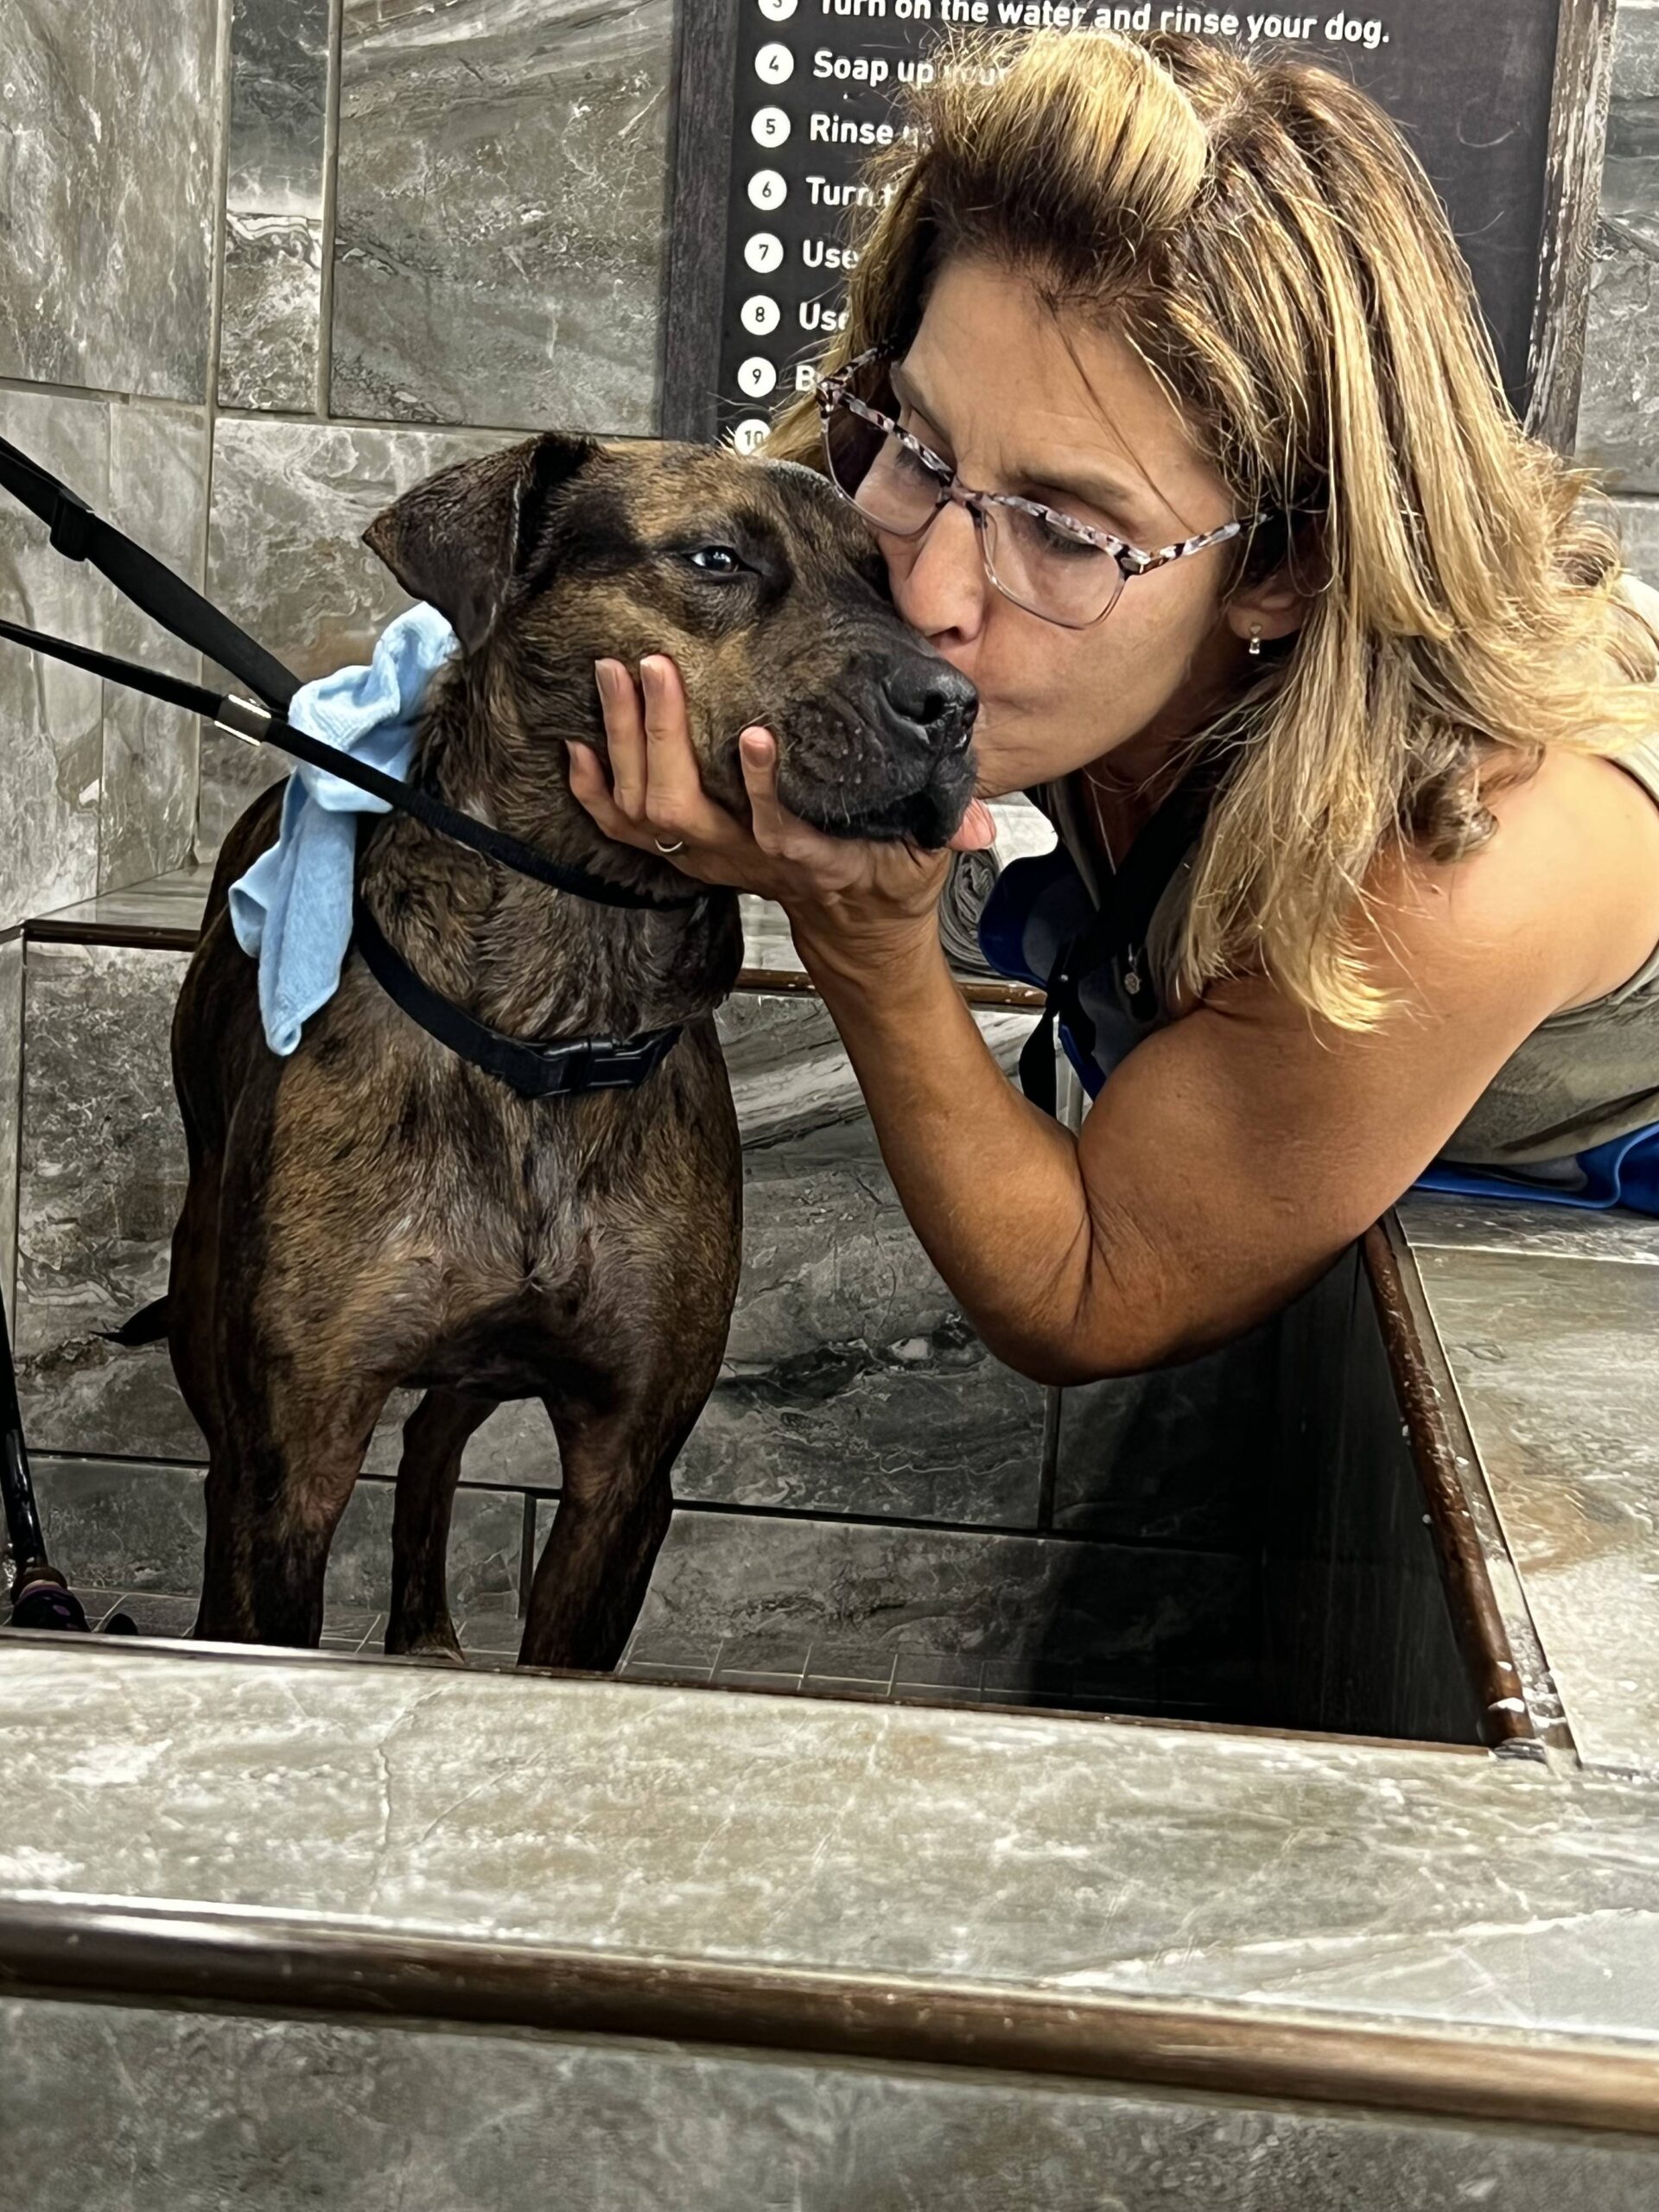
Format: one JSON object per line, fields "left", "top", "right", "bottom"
{"left": 878, "top": 659, "right": 978, "bottom": 753}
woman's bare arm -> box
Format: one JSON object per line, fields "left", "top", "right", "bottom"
{"left": 569, "top": 658, "right": 1648, "bottom": 1382}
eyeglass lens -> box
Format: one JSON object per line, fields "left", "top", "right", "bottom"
{"left": 822, "top": 363, "right": 1126, "bottom": 628}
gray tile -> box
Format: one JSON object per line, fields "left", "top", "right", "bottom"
{"left": 892, "top": 1650, "right": 984, "bottom": 1700}
{"left": 13, "top": 1999, "right": 1659, "bottom": 2212}
{"left": 0, "top": 392, "right": 206, "bottom": 924}
{"left": 1578, "top": 246, "right": 1659, "bottom": 493}
{"left": 0, "top": 932, "right": 20, "bottom": 1327}
{"left": 617, "top": 1657, "right": 716, "bottom": 1685}
{"left": 0, "top": 0, "right": 219, "bottom": 398}
{"left": 713, "top": 1634, "right": 809, "bottom": 1691}
{"left": 197, "top": 416, "right": 509, "bottom": 852}
{"left": 1398, "top": 1185, "right": 1659, "bottom": 1263}
{"left": 226, "top": 0, "right": 332, "bottom": 207}
{"left": 319, "top": 1604, "right": 385, "bottom": 1652}
{"left": 111, "top": 1590, "right": 201, "bottom": 1642}
{"left": 1052, "top": 1321, "right": 1276, "bottom": 1547}
{"left": 454, "top": 1598, "right": 524, "bottom": 1656}
{"left": 29, "top": 1459, "right": 207, "bottom": 1595}
{"left": 1417, "top": 1244, "right": 1659, "bottom": 1774}
{"left": 982, "top": 1660, "right": 1076, "bottom": 1707}
{"left": 13, "top": 942, "right": 198, "bottom": 1462}
{"left": 330, "top": 0, "right": 672, "bottom": 433}
{"left": 219, "top": 0, "right": 332, "bottom": 412}
{"left": 31, "top": 864, "right": 213, "bottom": 939}
{"left": 1578, "top": 3, "right": 1659, "bottom": 490}
{"left": 1613, "top": 492, "right": 1659, "bottom": 591}
{"left": 680, "top": 996, "right": 1044, "bottom": 1523}
{"left": 610, "top": 1503, "right": 1259, "bottom": 1689}
{"left": 676, "top": 1324, "right": 1045, "bottom": 1526}
{"left": 99, "top": 407, "right": 210, "bottom": 892}
{"left": 26, "top": 1456, "right": 531, "bottom": 1629}
{"left": 803, "top": 1643, "right": 896, "bottom": 1692}
{"left": 0, "top": 391, "right": 107, "bottom": 931}
{"left": 27, "top": 1637, "right": 1659, "bottom": 2067}
{"left": 16, "top": 931, "right": 1039, "bottom": 1532}
{"left": 623, "top": 1631, "right": 721, "bottom": 1673}
{"left": 220, "top": 218, "right": 327, "bottom": 416}
{"left": 316, "top": 1473, "right": 530, "bottom": 1615}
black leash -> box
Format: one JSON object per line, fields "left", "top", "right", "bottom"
{"left": 1019, "top": 772, "right": 1211, "bottom": 1117}
{"left": 0, "top": 433, "right": 703, "bottom": 1105}
{"left": 0, "top": 613, "right": 696, "bottom": 917}
{"left": 0, "top": 433, "right": 699, "bottom": 917}
{"left": 0, "top": 432, "right": 299, "bottom": 712}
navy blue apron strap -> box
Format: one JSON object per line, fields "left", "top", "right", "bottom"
{"left": 1020, "top": 771, "right": 1212, "bottom": 1117}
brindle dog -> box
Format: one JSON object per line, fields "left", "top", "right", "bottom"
{"left": 162, "top": 433, "right": 976, "bottom": 1667}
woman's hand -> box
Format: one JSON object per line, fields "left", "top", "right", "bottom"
{"left": 569, "top": 655, "right": 997, "bottom": 979}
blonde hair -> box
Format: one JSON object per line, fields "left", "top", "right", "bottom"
{"left": 767, "top": 30, "right": 1659, "bottom": 1027}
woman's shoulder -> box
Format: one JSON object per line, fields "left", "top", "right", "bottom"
{"left": 1389, "top": 739, "right": 1659, "bottom": 1019}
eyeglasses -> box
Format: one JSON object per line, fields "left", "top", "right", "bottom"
{"left": 816, "top": 346, "right": 1271, "bottom": 631}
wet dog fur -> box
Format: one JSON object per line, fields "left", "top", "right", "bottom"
{"left": 160, "top": 433, "right": 976, "bottom": 1667}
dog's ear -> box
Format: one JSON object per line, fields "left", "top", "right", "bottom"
{"left": 361, "top": 432, "right": 600, "bottom": 651}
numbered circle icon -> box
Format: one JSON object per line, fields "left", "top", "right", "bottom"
{"left": 741, "top": 294, "right": 781, "bottom": 336}
{"left": 733, "top": 417, "right": 771, "bottom": 455}
{"left": 757, "top": 0, "right": 798, "bottom": 18}
{"left": 751, "top": 105, "right": 791, "bottom": 148}
{"left": 747, "top": 168, "right": 787, "bottom": 211}
{"left": 755, "top": 41, "right": 794, "bottom": 83}
{"left": 738, "top": 356, "right": 779, "bottom": 398}
{"left": 744, "top": 232, "right": 784, "bottom": 274}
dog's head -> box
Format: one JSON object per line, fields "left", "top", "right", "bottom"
{"left": 362, "top": 435, "right": 976, "bottom": 848}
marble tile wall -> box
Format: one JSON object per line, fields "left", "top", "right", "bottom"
{"left": 219, "top": 0, "right": 333, "bottom": 413}
{"left": 0, "top": 391, "right": 209, "bottom": 927}
{"left": 0, "top": 934, "right": 21, "bottom": 1327}
{"left": 12, "top": 942, "right": 195, "bottom": 1459}
{"left": 196, "top": 416, "right": 514, "bottom": 850}
{"left": 329, "top": 0, "right": 673, "bottom": 432}
{"left": 0, "top": 0, "right": 220, "bottom": 400}
{"left": 25, "top": 1452, "right": 1255, "bottom": 1699}
{"left": 1582, "top": 3, "right": 1659, "bottom": 584}
{"left": 1580, "top": 2, "right": 1659, "bottom": 492}
{"left": 1616, "top": 489, "right": 1659, "bottom": 588}
{"left": 0, "top": 393, "right": 109, "bottom": 931}
{"left": 13, "top": 1999, "right": 1659, "bottom": 2212}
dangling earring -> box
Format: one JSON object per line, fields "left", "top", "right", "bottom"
{"left": 1248, "top": 623, "right": 1263, "bottom": 658}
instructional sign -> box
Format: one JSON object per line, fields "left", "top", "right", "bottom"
{"left": 683, "top": 0, "right": 1565, "bottom": 446}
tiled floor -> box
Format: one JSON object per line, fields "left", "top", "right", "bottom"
{"left": 32, "top": 1592, "right": 1200, "bottom": 1718}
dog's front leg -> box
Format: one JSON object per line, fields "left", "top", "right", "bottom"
{"left": 520, "top": 1402, "right": 687, "bottom": 1671}
{"left": 197, "top": 1367, "right": 393, "bottom": 1649}
{"left": 386, "top": 1388, "right": 495, "bottom": 1660}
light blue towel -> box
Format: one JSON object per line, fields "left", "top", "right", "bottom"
{"left": 229, "top": 601, "right": 459, "bottom": 1055}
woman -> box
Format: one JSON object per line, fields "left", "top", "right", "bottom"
{"left": 570, "top": 30, "right": 1659, "bottom": 1383}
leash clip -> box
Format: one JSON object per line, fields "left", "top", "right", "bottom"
{"left": 215, "top": 694, "right": 273, "bottom": 748}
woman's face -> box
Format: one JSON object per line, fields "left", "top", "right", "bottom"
{"left": 880, "top": 257, "right": 1259, "bottom": 798}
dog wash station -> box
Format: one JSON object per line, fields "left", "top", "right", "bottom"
{"left": 5, "top": 857, "right": 1659, "bottom": 2200}
{"left": 8, "top": 0, "right": 1659, "bottom": 2198}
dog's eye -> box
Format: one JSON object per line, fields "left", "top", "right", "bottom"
{"left": 685, "top": 545, "right": 745, "bottom": 575}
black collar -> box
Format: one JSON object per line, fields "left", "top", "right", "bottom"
{"left": 353, "top": 894, "right": 683, "bottom": 1100}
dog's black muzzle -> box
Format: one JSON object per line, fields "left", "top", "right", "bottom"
{"left": 784, "top": 647, "right": 981, "bottom": 849}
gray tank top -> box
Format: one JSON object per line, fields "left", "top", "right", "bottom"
{"left": 1040, "top": 613, "right": 1659, "bottom": 1173}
